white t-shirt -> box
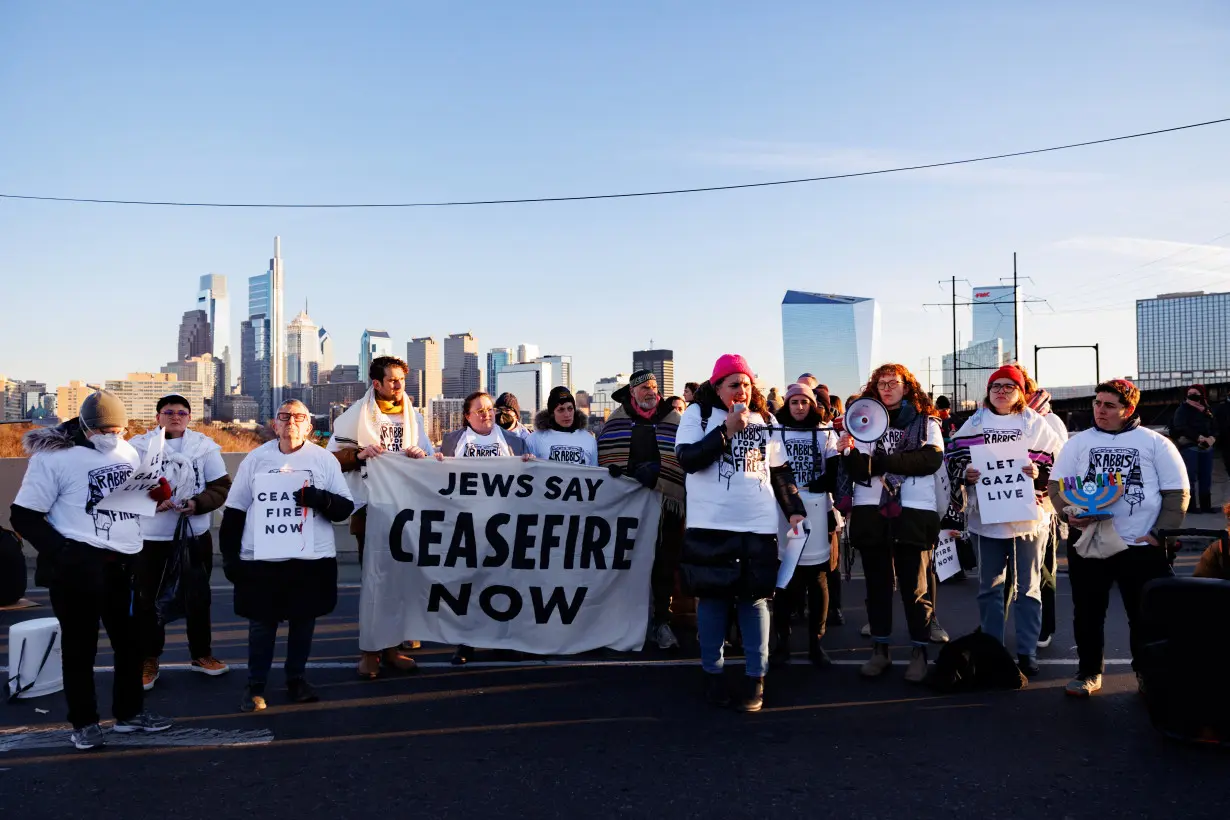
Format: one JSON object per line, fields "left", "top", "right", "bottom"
{"left": 527, "top": 429, "right": 598, "bottom": 466}
{"left": 14, "top": 439, "right": 143, "bottom": 554}
{"left": 776, "top": 425, "right": 839, "bottom": 563}
{"left": 453, "top": 427, "right": 514, "bottom": 458}
{"left": 1051, "top": 424, "right": 1189, "bottom": 546}
{"left": 675, "top": 403, "right": 788, "bottom": 535}
{"left": 225, "top": 440, "right": 353, "bottom": 561}
{"left": 851, "top": 416, "right": 944, "bottom": 511}
{"left": 143, "top": 436, "right": 230, "bottom": 541}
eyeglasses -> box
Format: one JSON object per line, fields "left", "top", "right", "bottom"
{"left": 989, "top": 383, "right": 1019, "bottom": 394}
{"left": 276, "top": 412, "right": 309, "bottom": 422}
{"left": 159, "top": 410, "right": 190, "bottom": 418}
{"left": 876, "top": 380, "right": 902, "bottom": 390}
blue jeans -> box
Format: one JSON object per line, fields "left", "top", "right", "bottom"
{"left": 975, "top": 532, "right": 1044, "bottom": 657}
{"left": 248, "top": 617, "right": 316, "bottom": 688}
{"left": 1180, "top": 446, "right": 1214, "bottom": 505}
{"left": 697, "top": 598, "right": 770, "bottom": 677}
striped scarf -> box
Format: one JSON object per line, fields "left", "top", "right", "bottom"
{"left": 597, "top": 405, "right": 685, "bottom": 513}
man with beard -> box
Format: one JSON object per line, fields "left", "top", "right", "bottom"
{"left": 597, "top": 370, "right": 686, "bottom": 649}
{"left": 328, "top": 355, "right": 433, "bottom": 679}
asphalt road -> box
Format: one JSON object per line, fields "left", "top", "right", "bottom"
{"left": 2, "top": 546, "right": 1228, "bottom": 819}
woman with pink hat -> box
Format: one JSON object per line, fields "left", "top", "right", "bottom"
{"left": 675, "top": 354, "right": 807, "bottom": 713}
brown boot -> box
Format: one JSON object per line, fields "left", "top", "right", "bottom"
{"left": 357, "top": 651, "right": 381, "bottom": 680}
{"left": 904, "top": 645, "right": 929, "bottom": 683}
{"left": 382, "top": 647, "right": 419, "bottom": 673}
{"left": 860, "top": 642, "right": 892, "bottom": 678}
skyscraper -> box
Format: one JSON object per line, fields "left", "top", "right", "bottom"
{"left": 971, "top": 285, "right": 1021, "bottom": 363}
{"left": 177, "top": 310, "right": 211, "bottom": 361}
{"left": 240, "top": 315, "right": 271, "bottom": 419}
{"left": 517, "top": 343, "right": 540, "bottom": 364}
{"left": 407, "top": 336, "right": 442, "bottom": 407}
{"left": 267, "top": 237, "right": 286, "bottom": 411}
{"left": 781, "top": 291, "right": 881, "bottom": 399}
{"left": 359, "top": 330, "right": 393, "bottom": 381}
{"left": 318, "top": 327, "right": 334, "bottom": 379}
{"left": 1137, "top": 290, "right": 1230, "bottom": 389}
{"left": 287, "top": 307, "right": 320, "bottom": 386}
{"left": 197, "top": 274, "right": 231, "bottom": 391}
{"left": 539, "top": 354, "right": 574, "bottom": 392}
{"left": 487, "top": 347, "right": 514, "bottom": 393}
{"left": 244, "top": 237, "right": 286, "bottom": 418}
{"left": 496, "top": 360, "right": 555, "bottom": 423}
{"left": 444, "top": 332, "right": 480, "bottom": 398}
{"left": 631, "top": 349, "right": 673, "bottom": 397}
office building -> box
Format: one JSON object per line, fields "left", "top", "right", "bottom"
{"left": 631, "top": 349, "right": 673, "bottom": 397}
{"left": 406, "top": 337, "right": 442, "bottom": 408}
{"left": 574, "top": 390, "right": 590, "bottom": 411}
{"left": 781, "top": 291, "right": 881, "bottom": 400}
{"left": 539, "top": 354, "right": 574, "bottom": 392}
{"left": 590, "top": 374, "right": 629, "bottom": 422}
{"left": 242, "top": 237, "right": 286, "bottom": 420}
{"left": 318, "top": 327, "right": 334, "bottom": 379}
{"left": 427, "top": 397, "right": 466, "bottom": 443}
{"left": 160, "top": 354, "right": 218, "bottom": 419}
{"left": 240, "top": 315, "right": 271, "bottom": 420}
{"left": 177, "top": 310, "right": 211, "bottom": 362}
{"left": 197, "top": 274, "right": 231, "bottom": 391}
{"left": 56, "top": 381, "right": 93, "bottom": 420}
{"left": 941, "top": 338, "right": 1008, "bottom": 409}
{"left": 496, "top": 361, "right": 555, "bottom": 423}
{"left": 311, "top": 379, "right": 367, "bottom": 417}
{"left": 487, "top": 347, "right": 514, "bottom": 394}
{"left": 971, "top": 285, "right": 1022, "bottom": 363}
{"left": 359, "top": 329, "right": 393, "bottom": 381}
{"left": 0, "top": 378, "right": 47, "bottom": 421}
{"left": 1137, "top": 290, "right": 1230, "bottom": 390}
{"left": 287, "top": 308, "right": 320, "bottom": 386}
{"left": 323, "top": 364, "right": 360, "bottom": 385}
{"left": 215, "top": 394, "right": 260, "bottom": 424}
{"left": 517, "top": 343, "right": 540, "bottom": 364}
{"left": 444, "top": 332, "right": 480, "bottom": 398}
{"left": 266, "top": 237, "right": 287, "bottom": 410}
{"left": 106, "top": 373, "right": 205, "bottom": 423}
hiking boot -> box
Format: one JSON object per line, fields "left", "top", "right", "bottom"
{"left": 860, "top": 643, "right": 892, "bottom": 678}
{"left": 240, "top": 684, "right": 267, "bottom": 712}
{"left": 705, "top": 672, "right": 731, "bottom": 707}
{"left": 287, "top": 678, "right": 320, "bottom": 704}
{"left": 1065, "top": 674, "right": 1103, "bottom": 697}
{"left": 769, "top": 640, "right": 792, "bottom": 668}
{"left": 929, "top": 619, "right": 950, "bottom": 644}
{"left": 191, "top": 656, "right": 230, "bottom": 676}
{"left": 142, "top": 658, "right": 159, "bottom": 691}
{"left": 452, "top": 645, "right": 473, "bottom": 665}
{"left": 829, "top": 608, "right": 846, "bottom": 626}
{"left": 653, "top": 622, "right": 680, "bottom": 650}
{"left": 357, "top": 651, "right": 381, "bottom": 679}
{"left": 1018, "top": 654, "right": 1040, "bottom": 678}
{"left": 400, "top": 640, "right": 421, "bottom": 651}
{"left": 809, "top": 644, "right": 833, "bottom": 668}
{"left": 904, "top": 646, "right": 929, "bottom": 683}
{"left": 112, "top": 712, "right": 173, "bottom": 733}
{"left": 382, "top": 647, "right": 419, "bottom": 674}
{"left": 736, "top": 677, "right": 765, "bottom": 713}
{"left": 71, "top": 723, "right": 106, "bottom": 750}
{"left": 1036, "top": 632, "right": 1054, "bottom": 650}
{"left": 860, "top": 622, "right": 872, "bottom": 638}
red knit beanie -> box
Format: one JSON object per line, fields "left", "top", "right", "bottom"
{"left": 710, "top": 354, "right": 755, "bottom": 386}
{"left": 987, "top": 365, "right": 1026, "bottom": 392}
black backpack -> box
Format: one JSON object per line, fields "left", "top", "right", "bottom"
{"left": 0, "top": 526, "right": 28, "bottom": 607}
{"left": 925, "top": 629, "right": 1027, "bottom": 692}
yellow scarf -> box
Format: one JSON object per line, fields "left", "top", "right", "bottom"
{"left": 375, "top": 398, "right": 403, "bottom": 415}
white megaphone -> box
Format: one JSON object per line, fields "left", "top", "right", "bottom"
{"left": 842, "top": 397, "right": 890, "bottom": 443}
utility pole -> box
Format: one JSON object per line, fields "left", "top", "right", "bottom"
{"left": 951, "top": 275, "right": 958, "bottom": 404}
{"left": 1013, "top": 253, "right": 1019, "bottom": 365}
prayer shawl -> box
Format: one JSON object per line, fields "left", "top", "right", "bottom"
{"left": 331, "top": 388, "right": 423, "bottom": 506}
{"left": 945, "top": 406, "right": 1060, "bottom": 523}
{"left": 597, "top": 405, "right": 685, "bottom": 514}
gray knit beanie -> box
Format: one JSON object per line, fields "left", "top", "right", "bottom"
{"left": 79, "top": 390, "right": 128, "bottom": 431}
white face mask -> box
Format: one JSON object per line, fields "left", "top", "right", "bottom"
{"left": 91, "top": 432, "right": 123, "bottom": 453}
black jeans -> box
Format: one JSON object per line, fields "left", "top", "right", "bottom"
{"left": 773, "top": 563, "right": 829, "bottom": 650}
{"left": 1067, "top": 542, "right": 1172, "bottom": 677}
{"left": 47, "top": 543, "right": 143, "bottom": 729}
{"left": 1040, "top": 528, "right": 1058, "bottom": 638}
{"left": 136, "top": 533, "right": 214, "bottom": 660}
{"left": 247, "top": 617, "right": 316, "bottom": 688}
{"left": 863, "top": 543, "right": 932, "bottom": 644}
{"left": 652, "top": 510, "right": 685, "bottom": 625}
{"left": 826, "top": 565, "right": 842, "bottom": 611}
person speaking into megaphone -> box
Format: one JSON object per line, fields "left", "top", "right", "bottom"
{"left": 840, "top": 364, "right": 946, "bottom": 685}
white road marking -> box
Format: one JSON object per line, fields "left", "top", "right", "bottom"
{"left": 0, "top": 727, "right": 273, "bottom": 753}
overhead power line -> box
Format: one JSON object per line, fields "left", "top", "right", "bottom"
{"left": 1, "top": 116, "right": 1228, "bottom": 209}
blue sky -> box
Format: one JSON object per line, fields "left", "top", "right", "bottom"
{"left": 3, "top": 2, "right": 1229, "bottom": 397}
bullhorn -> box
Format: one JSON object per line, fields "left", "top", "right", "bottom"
{"left": 842, "top": 397, "right": 890, "bottom": 443}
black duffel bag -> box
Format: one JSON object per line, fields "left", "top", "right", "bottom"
{"left": 0, "top": 526, "right": 28, "bottom": 606}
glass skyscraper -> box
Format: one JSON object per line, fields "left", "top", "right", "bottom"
{"left": 781, "top": 291, "right": 881, "bottom": 399}
{"left": 1137, "top": 291, "right": 1230, "bottom": 389}
{"left": 197, "top": 274, "right": 231, "bottom": 394}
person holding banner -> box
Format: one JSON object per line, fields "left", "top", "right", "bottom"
{"left": 328, "top": 355, "right": 431, "bottom": 679}
{"left": 945, "top": 365, "right": 1065, "bottom": 677}
{"left": 838, "top": 364, "right": 944, "bottom": 684}
{"left": 10, "top": 391, "right": 173, "bottom": 749}
{"left": 495, "top": 392, "right": 533, "bottom": 442}
{"left": 769, "top": 382, "right": 840, "bottom": 668}
{"left": 676, "top": 354, "right": 806, "bottom": 713}
{"left": 131, "top": 394, "right": 233, "bottom": 689}
{"left": 220, "top": 399, "right": 355, "bottom": 712}
{"left": 529, "top": 387, "right": 598, "bottom": 466}
{"left": 438, "top": 391, "right": 530, "bottom": 664}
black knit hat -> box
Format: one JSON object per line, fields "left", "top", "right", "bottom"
{"left": 547, "top": 386, "right": 575, "bottom": 412}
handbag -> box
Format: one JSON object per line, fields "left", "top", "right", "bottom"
{"left": 155, "top": 515, "right": 208, "bottom": 626}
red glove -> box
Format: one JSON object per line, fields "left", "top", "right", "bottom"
{"left": 148, "top": 476, "right": 173, "bottom": 503}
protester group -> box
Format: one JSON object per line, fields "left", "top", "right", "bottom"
{"left": 13, "top": 349, "right": 1221, "bottom": 748}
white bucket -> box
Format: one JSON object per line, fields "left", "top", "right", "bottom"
{"left": 7, "top": 617, "right": 64, "bottom": 699}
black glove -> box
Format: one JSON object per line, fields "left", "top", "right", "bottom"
{"left": 293, "top": 486, "right": 330, "bottom": 514}
{"left": 806, "top": 478, "right": 825, "bottom": 494}
{"left": 631, "top": 462, "right": 660, "bottom": 489}
{"left": 607, "top": 464, "right": 625, "bottom": 479}
{"left": 222, "top": 555, "right": 244, "bottom": 585}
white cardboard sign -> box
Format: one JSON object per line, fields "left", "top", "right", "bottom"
{"left": 252, "top": 471, "right": 315, "bottom": 560}
{"left": 95, "top": 428, "right": 165, "bottom": 516}
{"left": 934, "top": 530, "right": 961, "bottom": 581}
{"left": 970, "top": 441, "right": 1037, "bottom": 525}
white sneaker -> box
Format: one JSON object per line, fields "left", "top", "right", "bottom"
{"left": 860, "top": 623, "right": 872, "bottom": 638}
{"left": 1036, "top": 633, "right": 1054, "bottom": 649}
{"left": 653, "top": 623, "right": 680, "bottom": 650}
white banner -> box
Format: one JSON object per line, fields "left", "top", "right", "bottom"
{"left": 95, "top": 428, "right": 164, "bottom": 516}
{"left": 970, "top": 441, "right": 1036, "bottom": 525}
{"left": 934, "top": 530, "right": 961, "bottom": 581}
{"left": 362, "top": 457, "right": 661, "bottom": 655}
{"left": 252, "top": 471, "right": 316, "bottom": 560}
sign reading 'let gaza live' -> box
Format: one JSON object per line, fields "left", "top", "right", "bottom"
{"left": 969, "top": 441, "right": 1037, "bottom": 524}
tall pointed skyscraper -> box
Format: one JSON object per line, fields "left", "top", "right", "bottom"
{"left": 268, "top": 237, "right": 286, "bottom": 411}
{"left": 197, "top": 274, "right": 231, "bottom": 395}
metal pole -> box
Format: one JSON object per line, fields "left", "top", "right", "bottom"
{"left": 1094, "top": 343, "right": 1100, "bottom": 385}
{"left": 1013, "top": 252, "right": 1019, "bottom": 364}
{"left": 1034, "top": 345, "right": 1039, "bottom": 383}
{"left": 951, "top": 275, "right": 958, "bottom": 404}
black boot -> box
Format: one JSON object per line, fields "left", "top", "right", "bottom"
{"left": 1018, "top": 654, "right": 1040, "bottom": 678}
{"left": 705, "top": 672, "right": 731, "bottom": 707}
{"left": 809, "top": 640, "right": 832, "bottom": 668}
{"left": 769, "top": 636, "right": 792, "bottom": 668}
{"left": 451, "top": 645, "right": 472, "bottom": 665}
{"left": 287, "top": 677, "right": 319, "bottom": 703}
{"left": 736, "top": 676, "right": 764, "bottom": 713}
{"left": 1199, "top": 492, "right": 1213, "bottom": 514}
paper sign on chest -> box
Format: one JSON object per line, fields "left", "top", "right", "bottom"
{"left": 969, "top": 441, "right": 1036, "bottom": 524}
{"left": 95, "top": 428, "right": 165, "bottom": 516}
{"left": 252, "top": 470, "right": 315, "bottom": 559}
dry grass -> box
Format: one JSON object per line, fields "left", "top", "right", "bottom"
{"left": 0, "top": 421, "right": 268, "bottom": 457}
